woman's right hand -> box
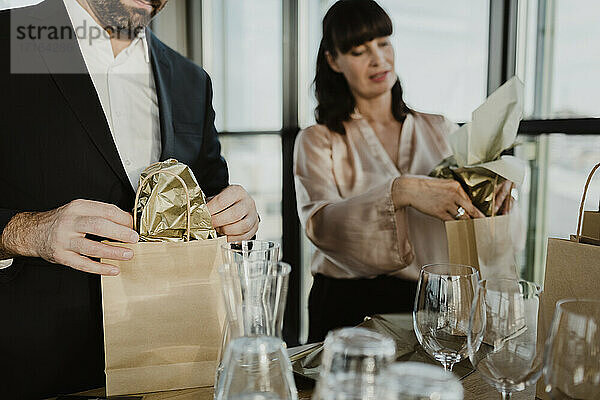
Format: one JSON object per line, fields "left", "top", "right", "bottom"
{"left": 392, "top": 175, "right": 485, "bottom": 221}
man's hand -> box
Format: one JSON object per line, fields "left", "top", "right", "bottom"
{"left": 207, "top": 185, "right": 259, "bottom": 242}
{"left": 0, "top": 199, "right": 139, "bottom": 276}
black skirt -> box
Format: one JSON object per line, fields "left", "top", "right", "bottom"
{"left": 308, "top": 273, "right": 418, "bottom": 343}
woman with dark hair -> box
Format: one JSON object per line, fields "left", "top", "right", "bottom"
{"left": 294, "top": 0, "right": 507, "bottom": 342}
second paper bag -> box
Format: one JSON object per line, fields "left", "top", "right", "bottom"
{"left": 536, "top": 163, "right": 600, "bottom": 399}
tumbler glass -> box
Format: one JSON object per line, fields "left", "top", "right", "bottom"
{"left": 378, "top": 362, "right": 464, "bottom": 400}
{"left": 222, "top": 240, "right": 280, "bottom": 265}
{"left": 314, "top": 327, "right": 396, "bottom": 400}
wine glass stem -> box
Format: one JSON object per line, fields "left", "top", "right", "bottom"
{"left": 501, "top": 391, "right": 511, "bottom": 400}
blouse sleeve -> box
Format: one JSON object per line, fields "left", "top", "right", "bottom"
{"left": 293, "top": 126, "right": 414, "bottom": 277}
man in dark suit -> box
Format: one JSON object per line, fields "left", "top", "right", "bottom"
{"left": 0, "top": 0, "right": 259, "bottom": 397}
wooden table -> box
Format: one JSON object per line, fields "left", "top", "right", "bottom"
{"left": 65, "top": 313, "right": 539, "bottom": 399}
{"left": 71, "top": 379, "right": 536, "bottom": 400}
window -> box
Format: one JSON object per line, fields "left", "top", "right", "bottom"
{"left": 518, "top": 0, "right": 600, "bottom": 118}
{"left": 219, "top": 134, "right": 283, "bottom": 244}
{"left": 202, "top": 0, "right": 283, "bottom": 131}
{"left": 199, "top": 0, "right": 285, "bottom": 250}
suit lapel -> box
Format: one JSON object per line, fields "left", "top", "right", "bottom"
{"left": 147, "top": 30, "right": 175, "bottom": 160}
{"left": 28, "top": 0, "right": 132, "bottom": 193}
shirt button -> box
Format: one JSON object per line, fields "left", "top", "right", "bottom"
{"left": 124, "top": 160, "right": 131, "bottom": 166}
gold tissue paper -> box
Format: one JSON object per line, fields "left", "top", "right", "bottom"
{"left": 134, "top": 159, "right": 217, "bottom": 242}
{"left": 430, "top": 77, "right": 525, "bottom": 216}
{"left": 430, "top": 158, "right": 507, "bottom": 216}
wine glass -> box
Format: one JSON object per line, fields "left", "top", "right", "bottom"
{"left": 215, "top": 336, "right": 298, "bottom": 400}
{"left": 314, "top": 327, "right": 396, "bottom": 400}
{"left": 378, "top": 362, "right": 464, "bottom": 400}
{"left": 467, "top": 279, "right": 544, "bottom": 400}
{"left": 543, "top": 298, "right": 600, "bottom": 399}
{"left": 413, "top": 263, "right": 479, "bottom": 371}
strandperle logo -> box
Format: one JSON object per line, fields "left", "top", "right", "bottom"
{"left": 14, "top": 20, "right": 144, "bottom": 45}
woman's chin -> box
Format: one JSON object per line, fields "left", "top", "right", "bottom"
{"left": 362, "top": 86, "right": 393, "bottom": 100}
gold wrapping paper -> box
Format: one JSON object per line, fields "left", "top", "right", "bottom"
{"left": 135, "top": 159, "right": 217, "bottom": 242}
{"left": 430, "top": 157, "right": 505, "bottom": 217}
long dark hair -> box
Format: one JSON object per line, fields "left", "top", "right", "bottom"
{"left": 315, "top": 0, "right": 412, "bottom": 134}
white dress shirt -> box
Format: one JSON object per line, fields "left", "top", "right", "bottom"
{"left": 0, "top": 1, "right": 162, "bottom": 270}
{"left": 63, "top": 0, "right": 162, "bottom": 190}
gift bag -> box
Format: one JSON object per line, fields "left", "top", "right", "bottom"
{"left": 445, "top": 214, "right": 520, "bottom": 279}
{"left": 101, "top": 162, "right": 227, "bottom": 396}
{"left": 536, "top": 163, "right": 600, "bottom": 399}
{"left": 431, "top": 77, "right": 526, "bottom": 279}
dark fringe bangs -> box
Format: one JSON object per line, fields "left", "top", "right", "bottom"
{"left": 325, "top": 0, "right": 393, "bottom": 54}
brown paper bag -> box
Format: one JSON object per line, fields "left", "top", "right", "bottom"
{"left": 101, "top": 237, "right": 227, "bottom": 396}
{"left": 100, "top": 167, "right": 227, "bottom": 396}
{"left": 446, "top": 214, "right": 519, "bottom": 279}
{"left": 536, "top": 163, "right": 600, "bottom": 399}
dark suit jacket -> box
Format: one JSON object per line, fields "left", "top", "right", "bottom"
{"left": 0, "top": 1, "right": 229, "bottom": 397}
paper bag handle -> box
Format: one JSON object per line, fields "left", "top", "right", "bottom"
{"left": 576, "top": 162, "right": 600, "bottom": 243}
{"left": 133, "top": 170, "right": 192, "bottom": 242}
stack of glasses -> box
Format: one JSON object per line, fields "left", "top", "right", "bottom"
{"left": 215, "top": 240, "right": 298, "bottom": 400}
{"left": 313, "top": 327, "right": 463, "bottom": 400}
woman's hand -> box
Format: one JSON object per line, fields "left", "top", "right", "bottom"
{"left": 495, "top": 180, "right": 514, "bottom": 215}
{"left": 392, "top": 176, "right": 485, "bottom": 221}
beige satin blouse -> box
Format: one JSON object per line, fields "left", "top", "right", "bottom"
{"left": 294, "top": 111, "right": 458, "bottom": 280}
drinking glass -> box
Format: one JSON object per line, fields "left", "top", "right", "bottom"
{"left": 216, "top": 260, "right": 290, "bottom": 392}
{"left": 215, "top": 336, "right": 298, "bottom": 400}
{"left": 222, "top": 240, "right": 280, "bottom": 264}
{"left": 413, "top": 263, "right": 479, "bottom": 371}
{"left": 314, "top": 327, "right": 396, "bottom": 400}
{"left": 378, "top": 362, "right": 464, "bottom": 400}
{"left": 543, "top": 299, "right": 600, "bottom": 399}
{"left": 467, "top": 279, "right": 543, "bottom": 399}
{"left": 219, "top": 260, "right": 290, "bottom": 339}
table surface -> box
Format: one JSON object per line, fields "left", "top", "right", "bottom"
{"left": 64, "top": 313, "right": 540, "bottom": 400}
{"left": 71, "top": 374, "right": 537, "bottom": 400}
